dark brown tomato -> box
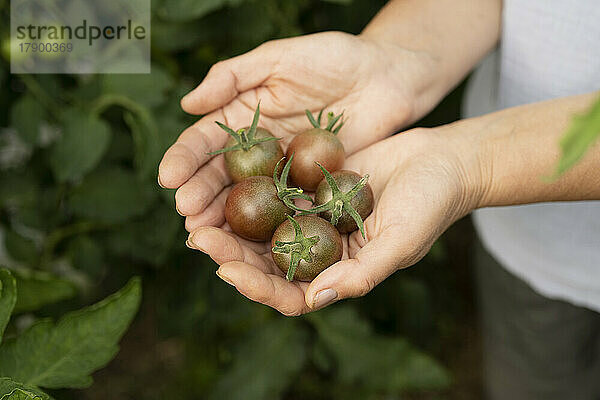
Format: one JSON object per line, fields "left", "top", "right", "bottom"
{"left": 271, "top": 216, "right": 343, "bottom": 281}
{"left": 286, "top": 128, "right": 345, "bottom": 191}
{"left": 224, "top": 127, "right": 284, "bottom": 183}
{"left": 314, "top": 170, "right": 374, "bottom": 233}
{"left": 225, "top": 176, "right": 293, "bottom": 242}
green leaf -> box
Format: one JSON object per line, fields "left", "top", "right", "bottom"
{"left": 102, "top": 128, "right": 134, "bottom": 164}
{"left": 89, "top": 93, "right": 162, "bottom": 180}
{"left": 13, "top": 270, "right": 77, "bottom": 314}
{"left": 0, "top": 169, "right": 61, "bottom": 232}
{"left": 553, "top": 95, "right": 600, "bottom": 177}
{"left": 308, "top": 306, "right": 450, "bottom": 393}
{"left": 0, "top": 169, "right": 39, "bottom": 210}
{"left": 0, "top": 378, "right": 50, "bottom": 400}
{"left": 10, "top": 95, "right": 44, "bottom": 146}
{"left": 100, "top": 66, "right": 174, "bottom": 109}
{"left": 151, "top": 21, "right": 204, "bottom": 52}
{"left": 66, "top": 236, "right": 105, "bottom": 279}
{"left": 68, "top": 167, "right": 157, "bottom": 224}
{"left": 209, "top": 318, "right": 308, "bottom": 400}
{"left": 224, "top": 2, "right": 278, "bottom": 53}
{"left": 3, "top": 230, "right": 38, "bottom": 266}
{"left": 6, "top": 187, "right": 63, "bottom": 233}
{"left": 103, "top": 205, "right": 182, "bottom": 267}
{"left": 158, "top": 0, "right": 246, "bottom": 22}
{"left": 123, "top": 110, "right": 162, "bottom": 180}
{"left": 49, "top": 109, "right": 111, "bottom": 182}
{"left": 155, "top": 86, "right": 196, "bottom": 150}
{"left": 0, "top": 277, "right": 141, "bottom": 389}
{"left": 0, "top": 269, "right": 17, "bottom": 343}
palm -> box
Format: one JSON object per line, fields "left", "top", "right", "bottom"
{"left": 188, "top": 219, "right": 352, "bottom": 316}
{"left": 159, "top": 32, "right": 445, "bottom": 314}
{"left": 187, "top": 133, "right": 467, "bottom": 315}
{"left": 216, "top": 32, "right": 409, "bottom": 152}
{"left": 159, "top": 31, "right": 418, "bottom": 224}
{"left": 186, "top": 224, "right": 321, "bottom": 315}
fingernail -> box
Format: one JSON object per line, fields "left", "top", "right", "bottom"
{"left": 216, "top": 270, "right": 235, "bottom": 287}
{"left": 186, "top": 234, "right": 206, "bottom": 252}
{"left": 157, "top": 174, "right": 165, "bottom": 188}
{"left": 312, "top": 288, "right": 338, "bottom": 309}
{"left": 176, "top": 203, "right": 185, "bottom": 216}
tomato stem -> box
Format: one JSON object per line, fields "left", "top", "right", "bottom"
{"left": 207, "top": 102, "right": 281, "bottom": 155}
{"left": 305, "top": 109, "right": 345, "bottom": 135}
{"left": 272, "top": 215, "right": 320, "bottom": 281}
{"left": 296, "top": 163, "right": 369, "bottom": 239}
{"left": 273, "top": 155, "right": 313, "bottom": 206}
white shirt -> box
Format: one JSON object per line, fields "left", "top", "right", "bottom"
{"left": 463, "top": 0, "right": 600, "bottom": 312}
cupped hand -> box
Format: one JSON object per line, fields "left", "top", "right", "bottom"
{"left": 158, "top": 31, "right": 438, "bottom": 228}
{"left": 185, "top": 128, "right": 484, "bottom": 315}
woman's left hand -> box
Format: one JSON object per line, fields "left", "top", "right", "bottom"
{"left": 186, "top": 128, "right": 483, "bottom": 315}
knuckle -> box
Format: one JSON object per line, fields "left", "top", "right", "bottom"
{"left": 278, "top": 309, "right": 302, "bottom": 317}
{"left": 184, "top": 217, "right": 195, "bottom": 232}
{"left": 252, "top": 292, "right": 271, "bottom": 305}
{"left": 355, "top": 274, "right": 377, "bottom": 297}
{"left": 205, "top": 164, "right": 226, "bottom": 195}
{"left": 194, "top": 128, "right": 214, "bottom": 154}
{"left": 279, "top": 306, "right": 302, "bottom": 317}
{"left": 209, "top": 60, "right": 227, "bottom": 75}
{"left": 257, "top": 39, "right": 276, "bottom": 51}
{"left": 402, "top": 128, "right": 436, "bottom": 151}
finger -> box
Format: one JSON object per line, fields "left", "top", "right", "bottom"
{"left": 220, "top": 222, "right": 272, "bottom": 255}
{"left": 305, "top": 225, "right": 419, "bottom": 310}
{"left": 187, "top": 226, "right": 276, "bottom": 274}
{"left": 181, "top": 42, "right": 279, "bottom": 115}
{"left": 158, "top": 110, "right": 229, "bottom": 188}
{"left": 184, "top": 188, "right": 230, "bottom": 232}
{"left": 175, "top": 155, "right": 230, "bottom": 216}
{"left": 217, "top": 261, "right": 311, "bottom": 316}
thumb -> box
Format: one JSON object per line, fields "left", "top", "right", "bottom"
{"left": 181, "top": 41, "right": 279, "bottom": 115}
{"left": 304, "top": 225, "right": 427, "bottom": 310}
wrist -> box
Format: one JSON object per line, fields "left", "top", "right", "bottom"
{"left": 427, "top": 119, "right": 494, "bottom": 215}
{"left": 442, "top": 93, "right": 600, "bottom": 210}
{"left": 357, "top": 32, "right": 445, "bottom": 126}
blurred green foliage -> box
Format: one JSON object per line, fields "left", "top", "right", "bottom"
{"left": 553, "top": 95, "right": 600, "bottom": 178}
{"left": 0, "top": 0, "right": 477, "bottom": 399}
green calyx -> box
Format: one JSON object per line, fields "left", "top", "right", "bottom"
{"left": 208, "top": 102, "right": 280, "bottom": 155}
{"left": 305, "top": 109, "right": 345, "bottom": 135}
{"left": 272, "top": 215, "right": 320, "bottom": 281}
{"left": 299, "top": 163, "right": 369, "bottom": 239}
{"left": 273, "top": 154, "right": 313, "bottom": 209}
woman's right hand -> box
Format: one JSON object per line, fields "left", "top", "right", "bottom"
{"left": 185, "top": 126, "right": 484, "bottom": 315}
{"left": 157, "top": 31, "right": 440, "bottom": 231}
